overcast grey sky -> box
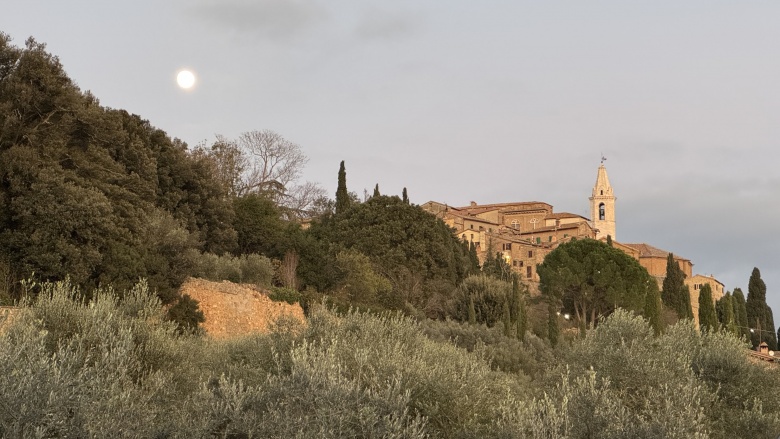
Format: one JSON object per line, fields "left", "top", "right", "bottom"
{"left": 4, "top": 1, "right": 780, "bottom": 325}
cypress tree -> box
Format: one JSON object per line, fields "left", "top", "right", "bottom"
{"left": 606, "top": 235, "right": 613, "bottom": 247}
{"left": 698, "top": 283, "right": 718, "bottom": 332}
{"left": 661, "top": 253, "right": 692, "bottom": 320}
{"left": 372, "top": 184, "right": 380, "bottom": 198}
{"left": 716, "top": 292, "right": 738, "bottom": 335}
{"left": 732, "top": 288, "right": 750, "bottom": 339}
{"left": 548, "top": 302, "right": 560, "bottom": 347}
{"left": 643, "top": 285, "right": 663, "bottom": 335}
{"left": 502, "top": 299, "right": 512, "bottom": 337}
{"left": 402, "top": 187, "right": 409, "bottom": 204}
{"left": 746, "top": 267, "right": 777, "bottom": 349}
{"left": 335, "top": 161, "right": 349, "bottom": 215}
{"left": 468, "top": 241, "right": 480, "bottom": 273}
{"left": 513, "top": 276, "right": 528, "bottom": 340}
{"left": 468, "top": 296, "right": 476, "bottom": 325}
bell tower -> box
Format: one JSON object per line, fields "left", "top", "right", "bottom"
{"left": 589, "top": 161, "right": 616, "bottom": 240}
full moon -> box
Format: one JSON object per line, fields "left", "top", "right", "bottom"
{"left": 176, "top": 70, "right": 196, "bottom": 89}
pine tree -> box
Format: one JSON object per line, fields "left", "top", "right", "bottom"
{"left": 335, "top": 161, "right": 350, "bottom": 215}
{"left": 698, "top": 284, "right": 718, "bottom": 332}
{"left": 661, "top": 253, "right": 692, "bottom": 320}
{"left": 402, "top": 187, "right": 409, "bottom": 204}
{"left": 746, "top": 267, "right": 777, "bottom": 349}
{"left": 643, "top": 285, "right": 663, "bottom": 335}
{"left": 372, "top": 184, "right": 380, "bottom": 198}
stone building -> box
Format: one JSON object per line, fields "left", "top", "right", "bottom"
{"left": 423, "top": 163, "right": 725, "bottom": 311}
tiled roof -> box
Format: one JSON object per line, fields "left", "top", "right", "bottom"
{"left": 545, "top": 212, "right": 589, "bottom": 220}
{"left": 621, "top": 243, "right": 691, "bottom": 261}
{"left": 446, "top": 211, "right": 499, "bottom": 225}
{"left": 457, "top": 201, "right": 552, "bottom": 215}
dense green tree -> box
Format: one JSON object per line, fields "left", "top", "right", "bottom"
{"left": 0, "top": 34, "right": 232, "bottom": 320}
{"left": 538, "top": 238, "right": 657, "bottom": 331}
{"left": 335, "top": 160, "right": 350, "bottom": 215}
{"left": 746, "top": 267, "right": 777, "bottom": 349}
{"left": 548, "top": 303, "right": 560, "bottom": 346}
{"left": 468, "top": 241, "right": 480, "bottom": 273}
{"left": 232, "top": 194, "right": 292, "bottom": 258}
{"left": 732, "top": 288, "right": 750, "bottom": 339}
{"left": 402, "top": 187, "right": 409, "bottom": 204}
{"left": 334, "top": 248, "right": 392, "bottom": 307}
{"left": 453, "top": 275, "right": 512, "bottom": 327}
{"left": 513, "top": 276, "right": 528, "bottom": 340}
{"left": 698, "top": 284, "right": 718, "bottom": 332}
{"left": 372, "top": 183, "right": 380, "bottom": 198}
{"left": 320, "top": 194, "right": 471, "bottom": 312}
{"left": 716, "top": 292, "right": 738, "bottom": 335}
{"left": 643, "top": 285, "right": 663, "bottom": 335}
{"left": 661, "top": 253, "right": 693, "bottom": 320}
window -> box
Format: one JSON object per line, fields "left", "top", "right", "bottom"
{"left": 528, "top": 250, "right": 533, "bottom": 258}
{"left": 536, "top": 237, "right": 541, "bottom": 244}
{"left": 519, "top": 261, "right": 524, "bottom": 267}
{"left": 564, "top": 234, "right": 568, "bottom": 238}
{"left": 599, "top": 203, "right": 605, "bottom": 220}
{"left": 600, "top": 190, "right": 603, "bottom": 195}
{"left": 548, "top": 236, "right": 553, "bottom": 242}
{"left": 506, "top": 243, "right": 512, "bottom": 250}
{"left": 470, "top": 224, "right": 474, "bottom": 229}
{"left": 479, "top": 226, "right": 484, "bottom": 231}
{"left": 511, "top": 220, "right": 519, "bottom": 230}
{"left": 526, "top": 266, "right": 532, "bottom": 278}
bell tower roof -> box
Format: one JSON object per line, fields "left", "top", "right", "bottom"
{"left": 592, "top": 164, "right": 613, "bottom": 198}
{"left": 589, "top": 162, "right": 616, "bottom": 240}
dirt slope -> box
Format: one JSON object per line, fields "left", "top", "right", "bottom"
{"left": 180, "top": 278, "right": 305, "bottom": 339}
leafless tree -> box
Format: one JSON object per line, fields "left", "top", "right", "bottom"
{"left": 238, "top": 130, "right": 307, "bottom": 199}
{"left": 280, "top": 181, "right": 327, "bottom": 220}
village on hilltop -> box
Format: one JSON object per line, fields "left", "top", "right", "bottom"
{"left": 422, "top": 162, "right": 724, "bottom": 327}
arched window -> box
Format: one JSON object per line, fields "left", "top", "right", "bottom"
{"left": 599, "top": 203, "right": 605, "bottom": 220}
{"left": 511, "top": 219, "right": 519, "bottom": 230}
{"left": 600, "top": 190, "right": 603, "bottom": 195}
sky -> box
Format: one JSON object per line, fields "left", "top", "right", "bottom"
{"left": 4, "top": 1, "right": 780, "bottom": 328}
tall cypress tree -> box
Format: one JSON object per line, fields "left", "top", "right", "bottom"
{"left": 512, "top": 276, "right": 528, "bottom": 340}
{"left": 661, "top": 253, "right": 692, "bottom": 320}
{"left": 698, "top": 283, "right": 718, "bottom": 332}
{"left": 746, "top": 267, "right": 777, "bottom": 349}
{"left": 402, "top": 187, "right": 409, "bottom": 204}
{"left": 372, "top": 184, "right": 380, "bottom": 198}
{"left": 643, "top": 285, "right": 663, "bottom": 335}
{"left": 716, "top": 292, "right": 738, "bottom": 336}
{"left": 335, "top": 161, "right": 349, "bottom": 215}
{"left": 468, "top": 241, "right": 480, "bottom": 273}
{"left": 732, "top": 288, "right": 750, "bottom": 340}
{"left": 548, "top": 302, "right": 560, "bottom": 347}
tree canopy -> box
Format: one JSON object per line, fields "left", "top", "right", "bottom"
{"left": 746, "top": 267, "right": 777, "bottom": 349}
{"left": 538, "top": 238, "right": 658, "bottom": 331}
{"left": 661, "top": 253, "right": 693, "bottom": 320}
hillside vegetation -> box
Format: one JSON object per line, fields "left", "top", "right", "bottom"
{"left": 1, "top": 280, "right": 779, "bottom": 438}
